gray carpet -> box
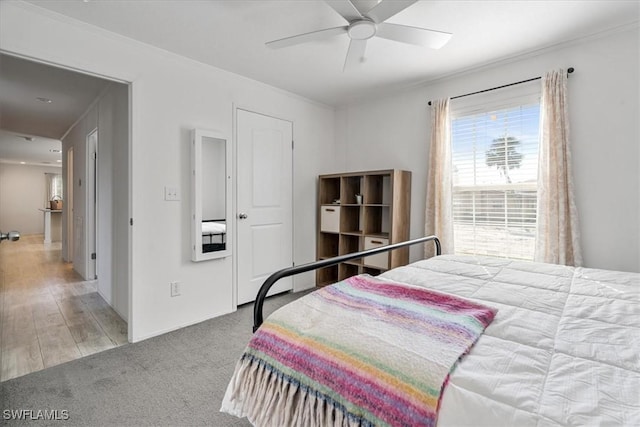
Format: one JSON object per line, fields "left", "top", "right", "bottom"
{"left": 1, "top": 290, "right": 310, "bottom": 426}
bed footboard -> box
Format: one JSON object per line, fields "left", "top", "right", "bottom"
{"left": 253, "top": 235, "right": 441, "bottom": 332}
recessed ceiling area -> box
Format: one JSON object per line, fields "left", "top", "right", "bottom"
{"left": 24, "top": 0, "right": 640, "bottom": 106}
{"left": 0, "top": 129, "right": 63, "bottom": 167}
{"left": 0, "top": 53, "right": 111, "bottom": 165}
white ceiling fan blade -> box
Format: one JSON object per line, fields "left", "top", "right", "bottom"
{"left": 343, "top": 39, "right": 367, "bottom": 71}
{"left": 376, "top": 22, "right": 452, "bottom": 49}
{"left": 366, "top": 0, "right": 417, "bottom": 24}
{"left": 266, "top": 26, "right": 348, "bottom": 49}
{"left": 350, "top": 0, "right": 383, "bottom": 16}
{"left": 325, "top": 0, "right": 363, "bottom": 22}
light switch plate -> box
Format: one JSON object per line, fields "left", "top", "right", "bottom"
{"left": 164, "top": 186, "right": 180, "bottom": 201}
{"left": 170, "top": 281, "right": 180, "bottom": 297}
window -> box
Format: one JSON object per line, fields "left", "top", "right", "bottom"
{"left": 45, "top": 173, "right": 63, "bottom": 202}
{"left": 451, "top": 86, "right": 540, "bottom": 260}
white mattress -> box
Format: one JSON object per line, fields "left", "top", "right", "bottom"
{"left": 202, "top": 222, "right": 226, "bottom": 235}
{"left": 379, "top": 255, "right": 640, "bottom": 427}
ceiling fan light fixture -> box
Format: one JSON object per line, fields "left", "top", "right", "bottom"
{"left": 348, "top": 20, "right": 377, "bottom": 40}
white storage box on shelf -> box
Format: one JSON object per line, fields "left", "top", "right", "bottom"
{"left": 364, "top": 236, "right": 389, "bottom": 269}
{"left": 320, "top": 206, "right": 341, "bottom": 233}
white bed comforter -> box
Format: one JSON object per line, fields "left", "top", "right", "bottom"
{"left": 379, "top": 255, "right": 639, "bottom": 427}
{"left": 202, "top": 222, "right": 226, "bottom": 235}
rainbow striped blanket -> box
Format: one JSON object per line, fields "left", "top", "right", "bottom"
{"left": 221, "top": 274, "right": 496, "bottom": 427}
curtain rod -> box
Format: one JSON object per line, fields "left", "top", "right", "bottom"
{"left": 427, "top": 67, "right": 574, "bottom": 106}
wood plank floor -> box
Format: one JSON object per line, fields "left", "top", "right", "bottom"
{"left": 0, "top": 234, "right": 127, "bottom": 382}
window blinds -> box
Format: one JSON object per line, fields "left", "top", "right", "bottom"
{"left": 450, "top": 81, "right": 541, "bottom": 260}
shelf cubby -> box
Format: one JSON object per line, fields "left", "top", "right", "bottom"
{"left": 363, "top": 206, "right": 383, "bottom": 235}
{"left": 364, "top": 174, "right": 392, "bottom": 205}
{"left": 318, "top": 233, "right": 339, "bottom": 258}
{"left": 341, "top": 176, "right": 363, "bottom": 205}
{"left": 340, "top": 205, "right": 361, "bottom": 233}
{"left": 316, "top": 265, "right": 339, "bottom": 287}
{"left": 339, "top": 234, "right": 360, "bottom": 255}
{"left": 339, "top": 263, "right": 360, "bottom": 281}
{"left": 319, "top": 177, "right": 341, "bottom": 205}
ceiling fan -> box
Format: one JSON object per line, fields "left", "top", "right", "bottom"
{"left": 266, "top": 0, "right": 452, "bottom": 71}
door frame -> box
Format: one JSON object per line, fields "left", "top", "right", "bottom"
{"left": 232, "top": 104, "right": 294, "bottom": 308}
{"left": 86, "top": 128, "right": 98, "bottom": 280}
{"left": 66, "top": 146, "right": 74, "bottom": 262}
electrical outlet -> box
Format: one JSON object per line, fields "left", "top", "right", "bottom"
{"left": 170, "top": 281, "right": 181, "bottom": 297}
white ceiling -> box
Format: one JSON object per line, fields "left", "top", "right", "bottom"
{"left": 24, "top": 0, "right": 640, "bottom": 106}
{"left": 0, "top": 129, "right": 64, "bottom": 167}
{"left": 0, "top": 53, "right": 110, "bottom": 165}
{"left": 0, "top": 53, "right": 111, "bottom": 140}
{"left": 1, "top": 1, "right": 638, "bottom": 165}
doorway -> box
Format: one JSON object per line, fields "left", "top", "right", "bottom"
{"left": 235, "top": 109, "right": 293, "bottom": 305}
{"left": 0, "top": 53, "right": 131, "bottom": 380}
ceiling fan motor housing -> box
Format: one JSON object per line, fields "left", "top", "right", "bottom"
{"left": 348, "top": 20, "right": 377, "bottom": 40}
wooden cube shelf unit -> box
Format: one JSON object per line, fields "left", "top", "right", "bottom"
{"left": 316, "top": 169, "right": 411, "bottom": 287}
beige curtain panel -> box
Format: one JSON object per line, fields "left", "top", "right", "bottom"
{"left": 535, "top": 69, "right": 583, "bottom": 266}
{"left": 425, "top": 98, "right": 453, "bottom": 257}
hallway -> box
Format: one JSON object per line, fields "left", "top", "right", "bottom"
{"left": 0, "top": 234, "right": 127, "bottom": 382}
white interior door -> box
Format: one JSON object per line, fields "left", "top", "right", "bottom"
{"left": 236, "top": 109, "right": 293, "bottom": 305}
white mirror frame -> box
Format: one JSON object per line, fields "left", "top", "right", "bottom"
{"left": 191, "top": 129, "right": 232, "bottom": 261}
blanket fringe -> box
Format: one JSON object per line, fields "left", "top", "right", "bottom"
{"left": 221, "top": 356, "right": 359, "bottom": 427}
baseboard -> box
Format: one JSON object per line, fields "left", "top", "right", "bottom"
{"left": 130, "top": 307, "right": 238, "bottom": 343}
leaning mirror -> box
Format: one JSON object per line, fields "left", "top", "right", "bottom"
{"left": 191, "top": 129, "right": 231, "bottom": 261}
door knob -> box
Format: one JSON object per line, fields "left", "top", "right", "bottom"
{"left": 238, "top": 213, "right": 248, "bottom": 219}
{"left": 0, "top": 230, "right": 20, "bottom": 243}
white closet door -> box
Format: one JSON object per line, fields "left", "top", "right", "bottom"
{"left": 236, "top": 109, "right": 293, "bottom": 305}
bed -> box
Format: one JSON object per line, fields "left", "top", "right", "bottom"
{"left": 221, "top": 237, "right": 640, "bottom": 426}
{"left": 202, "top": 220, "right": 226, "bottom": 252}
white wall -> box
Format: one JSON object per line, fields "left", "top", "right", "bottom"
{"left": 0, "top": 163, "right": 62, "bottom": 236}
{"left": 336, "top": 26, "right": 639, "bottom": 273}
{"left": 96, "top": 83, "right": 129, "bottom": 321}
{"left": 0, "top": 2, "right": 336, "bottom": 341}
{"left": 62, "top": 81, "right": 129, "bottom": 319}
{"left": 109, "top": 83, "right": 130, "bottom": 322}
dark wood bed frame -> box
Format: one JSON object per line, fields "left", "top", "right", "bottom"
{"left": 253, "top": 235, "right": 441, "bottom": 332}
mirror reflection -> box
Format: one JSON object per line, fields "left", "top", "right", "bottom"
{"left": 201, "top": 137, "right": 226, "bottom": 253}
